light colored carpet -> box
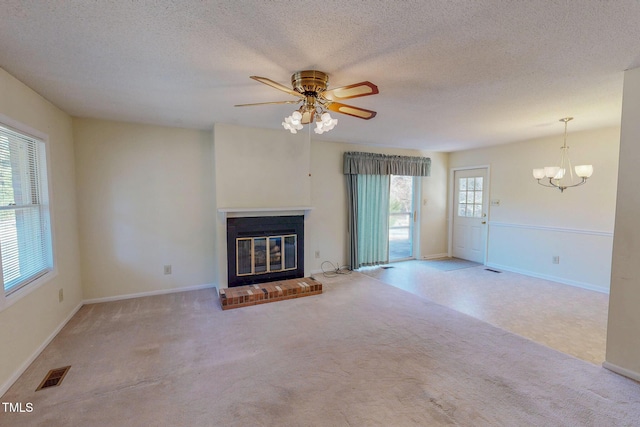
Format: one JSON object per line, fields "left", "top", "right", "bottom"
{"left": 1, "top": 272, "right": 639, "bottom": 426}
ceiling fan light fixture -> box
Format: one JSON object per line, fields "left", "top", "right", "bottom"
{"left": 314, "top": 113, "right": 337, "bottom": 134}
{"left": 282, "top": 112, "right": 303, "bottom": 133}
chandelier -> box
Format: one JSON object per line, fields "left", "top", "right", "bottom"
{"left": 532, "top": 117, "right": 593, "bottom": 192}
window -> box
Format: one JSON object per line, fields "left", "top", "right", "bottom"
{"left": 0, "top": 123, "right": 53, "bottom": 298}
{"left": 457, "top": 177, "right": 483, "bottom": 218}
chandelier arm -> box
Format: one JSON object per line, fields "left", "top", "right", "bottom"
{"left": 541, "top": 177, "right": 588, "bottom": 192}
{"left": 562, "top": 177, "right": 588, "bottom": 189}
{"left": 536, "top": 179, "right": 558, "bottom": 188}
{"left": 536, "top": 178, "right": 558, "bottom": 188}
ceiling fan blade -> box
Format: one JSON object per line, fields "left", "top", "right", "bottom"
{"left": 322, "top": 81, "right": 379, "bottom": 101}
{"left": 234, "top": 100, "right": 301, "bottom": 107}
{"left": 250, "top": 76, "right": 305, "bottom": 99}
{"left": 327, "top": 102, "right": 377, "bottom": 120}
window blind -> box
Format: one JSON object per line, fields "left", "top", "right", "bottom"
{"left": 0, "top": 124, "right": 53, "bottom": 295}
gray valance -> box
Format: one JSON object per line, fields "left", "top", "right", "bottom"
{"left": 343, "top": 151, "right": 431, "bottom": 176}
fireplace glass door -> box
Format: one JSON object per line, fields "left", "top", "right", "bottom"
{"left": 236, "top": 235, "right": 297, "bottom": 277}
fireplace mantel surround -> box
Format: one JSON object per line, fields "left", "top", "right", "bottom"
{"left": 217, "top": 206, "right": 314, "bottom": 218}
{"left": 219, "top": 207, "right": 313, "bottom": 288}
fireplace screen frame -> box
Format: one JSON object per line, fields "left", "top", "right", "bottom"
{"left": 236, "top": 234, "right": 297, "bottom": 276}
{"left": 227, "top": 215, "right": 304, "bottom": 287}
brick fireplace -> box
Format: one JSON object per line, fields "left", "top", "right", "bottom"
{"left": 226, "top": 215, "right": 304, "bottom": 287}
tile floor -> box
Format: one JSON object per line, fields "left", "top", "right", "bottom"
{"left": 358, "top": 260, "right": 609, "bottom": 365}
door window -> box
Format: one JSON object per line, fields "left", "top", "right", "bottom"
{"left": 457, "top": 177, "right": 483, "bottom": 218}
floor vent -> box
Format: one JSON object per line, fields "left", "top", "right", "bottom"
{"left": 36, "top": 366, "right": 71, "bottom": 391}
{"left": 381, "top": 266, "right": 395, "bottom": 269}
{"left": 485, "top": 268, "right": 502, "bottom": 273}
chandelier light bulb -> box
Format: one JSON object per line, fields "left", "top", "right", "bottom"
{"left": 544, "top": 166, "right": 560, "bottom": 179}
{"left": 575, "top": 165, "right": 594, "bottom": 178}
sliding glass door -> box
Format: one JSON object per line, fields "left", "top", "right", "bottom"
{"left": 389, "top": 175, "right": 415, "bottom": 260}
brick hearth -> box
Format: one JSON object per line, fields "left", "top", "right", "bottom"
{"left": 219, "top": 277, "right": 322, "bottom": 310}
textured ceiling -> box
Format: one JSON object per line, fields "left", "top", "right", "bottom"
{"left": 2, "top": 1, "right": 640, "bottom": 151}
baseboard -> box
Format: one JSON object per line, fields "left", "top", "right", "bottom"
{"left": 83, "top": 283, "right": 218, "bottom": 305}
{"left": 0, "top": 301, "right": 83, "bottom": 397}
{"left": 485, "top": 262, "right": 610, "bottom": 294}
{"left": 422, "top": 253, "right": 449, "bottom": 260}
{"left": 602, "top": 361, "right": 640, "bottom": 382}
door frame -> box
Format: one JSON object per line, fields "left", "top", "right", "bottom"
{"left": 448, "top": 165, "right": 491, "bottom": 264}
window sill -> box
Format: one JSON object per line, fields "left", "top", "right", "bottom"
{"left": 0, "top": 269, "right": 58, "bottom": 313}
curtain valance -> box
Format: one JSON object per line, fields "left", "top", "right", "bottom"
{"left": 343, "top": 151, "right": 431, "bottom": 176}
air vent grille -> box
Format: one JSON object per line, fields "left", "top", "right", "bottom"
{"left": 36, "top": 366, "right": 71, "bottom": 391}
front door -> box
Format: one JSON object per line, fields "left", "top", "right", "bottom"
{"left": 452, "top": 168, "right": 487, "bottom": 263}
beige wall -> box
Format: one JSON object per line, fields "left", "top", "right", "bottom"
{"left": 0, "top": 68, "right": 83, "bottom": 393}
{"left": 214, "top": 123, "right": 312, "bottom": 208}
{"left": 606, "top": 66, "right": 640, "bottom": 380}
{"left": 450, "top": 126, "right": 619, "bottom": 291}
{"left": 418, "top": 151, "right": 449, "bottom": 258}
{"left": 73, "top": 118, "right": 216, "bottom": 300}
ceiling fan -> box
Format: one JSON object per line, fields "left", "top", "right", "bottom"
{"left": 235, "top": 70, "right": 378, "bottom": 133}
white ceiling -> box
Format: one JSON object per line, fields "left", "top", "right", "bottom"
{"left": 2, "top": 1, "right": 640, "bottom": 151}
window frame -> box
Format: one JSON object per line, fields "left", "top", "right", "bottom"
{"left": 0, "top": 114, "right": 57, "bottom": 312}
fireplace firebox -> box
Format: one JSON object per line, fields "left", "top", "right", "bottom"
{"left": 226, "top": 216, "right": 304, "bottom": 287}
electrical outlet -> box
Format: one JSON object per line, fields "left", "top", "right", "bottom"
{"left": 58, "top": 288, "right": 64, "bottom": 303}
{"left": 552, "top": 256, "right": 560, "bottom": 264}
{"left": 164, "top": 265, "right": 172, "bottom": 275}
{"left": 315, "top": 250, "right": 320, "bottom": 259}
